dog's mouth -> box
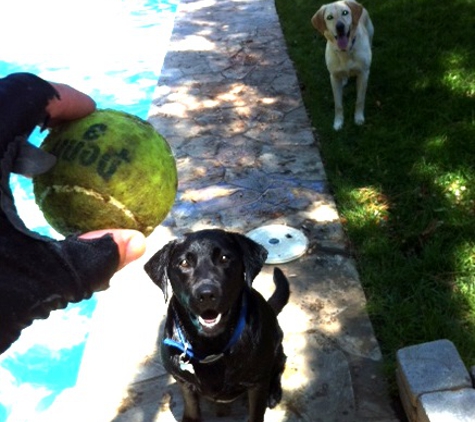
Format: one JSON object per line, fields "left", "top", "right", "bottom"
{"left": 198, "top": 310, "right": 222, "bottom": 330}
{"left": 335, "top": 28, "right": 351, "bottom": 50}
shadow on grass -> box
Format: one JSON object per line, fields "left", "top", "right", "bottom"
{"left": 275, "top": 0, "right": 475, "bottom": 388}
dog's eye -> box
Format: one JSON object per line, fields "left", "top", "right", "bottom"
{"left": 179, "top": 259, "right": 190, "bottom": 268}
{"left": 342, "top": 10, "right": 349, "bottom": 16}
{"left": 326, "top": 14, "right": 334, "bottom": 20}
{"left": 219, "top": 254, "right": 230, "bottom": 264}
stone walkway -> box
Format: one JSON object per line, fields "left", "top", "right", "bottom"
{"left": 65, "top": 0, "right": 402, "bottom": 421}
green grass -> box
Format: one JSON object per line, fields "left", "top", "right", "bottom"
{"left": 274, "top": 0, "right": 475, "bottom": 391}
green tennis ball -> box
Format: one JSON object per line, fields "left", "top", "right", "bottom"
{"left": 33, "top": 109, "right": 177, "bottom": 236}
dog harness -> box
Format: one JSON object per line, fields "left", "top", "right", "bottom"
{"left": 163, "top": 295, "right": 248, "bottom": 372}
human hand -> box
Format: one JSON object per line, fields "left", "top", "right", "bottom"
{"left": 45, "top": 81, "right": 147, "bottom": 269}
{"left": 45, "top": 81, "right": 96, "bottom": 127}
{"left": 80, "top": 229, "right": 146, "bottom": 271}
{"left": 0, "top": 73, "right": 148, "bottom": 353}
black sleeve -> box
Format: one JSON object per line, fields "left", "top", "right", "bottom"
{"left": 0, "top": 73, "right": 120, "bottom": 354}
{"left": 0, "top": 212, "right": 119, "bottom": 354}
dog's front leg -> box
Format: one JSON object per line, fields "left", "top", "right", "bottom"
{"left": 247, "top": 384, "right": 269, "bottom": 422}
{"left": 177, "top": 380, "right": 201, "bottom": 422}
{"left": 330, "top": 74, "right": 344, "bottom": 130}
{"left": 354, "top": 70, "right": 369, "bottom": 126}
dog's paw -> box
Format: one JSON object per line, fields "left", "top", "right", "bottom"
{"left": 354, "top": 112, "right": 365, "bottom": 126}
{"left": 182, "top": 417, "right": 201, "bottom": 422}
{"left": 267, "top": 388, "right": 282, "bottom": 409}
{"left": 267, "top": 381, "right": 283, "bottom": 409}
{"left": 215, "top": 402, "right": 232, "bottom": 417}
{"left": 333, "top": 118, "right": 344, "bottom": 131}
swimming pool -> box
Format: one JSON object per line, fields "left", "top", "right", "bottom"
{"left": 0, "top": 1, "right": 178, "bottom": 420}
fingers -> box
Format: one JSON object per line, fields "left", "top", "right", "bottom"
{"left": 44, "top": 83, "right": 146, "bottom": 270}
{"left": 79, "top": 229, "right": 146, "bottom": 270}
{"left": 46, "top": 82, "right": 96, "bottom": 126}
{"left": 45, "top": 84, "right": 147, "bottom": 270}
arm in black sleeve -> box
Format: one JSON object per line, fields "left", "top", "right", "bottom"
{"left": 0, "top": 73, "right": 120, "bottom": 354}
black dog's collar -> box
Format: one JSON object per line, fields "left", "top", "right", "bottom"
{"left": 163, "top": 295, "right": 248, "bottom": 365}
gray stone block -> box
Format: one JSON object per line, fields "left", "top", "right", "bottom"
{"left": 397, "top": 339, "right": 472, "bottom": 407}
{"left": 417, "top": 389, "right": 475, "bottom": 422}
{"left": 470, "top": 366, "right": 475, "bottom": 387}
{"left": 396, "top": 369, "right": 417, "bottom": 422}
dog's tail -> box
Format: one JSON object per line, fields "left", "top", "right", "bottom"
{"left": 267, "top": 268, "right": 290, "bottom": 315}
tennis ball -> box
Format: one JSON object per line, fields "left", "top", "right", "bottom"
{"left": 33, "top": 109, "right": 177, "bottom": 236}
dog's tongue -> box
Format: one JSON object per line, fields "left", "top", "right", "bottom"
{"left": 337, "top": 34, "right": 349, "bottom": 50}
{"left": 199, "top": 310, "right": 221, "bottom": 328}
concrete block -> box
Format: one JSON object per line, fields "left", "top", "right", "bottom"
{"left": 417, "top": 388, "right": 475, "bottom": 422}
{"left": 470, "top": 366, "right": 475, "bottom": 387}
{"left": 396, "top": 369, "right": 417, "bottom": 422}
{"left": 397, "top": 339, "right": 472, "bottom": 407}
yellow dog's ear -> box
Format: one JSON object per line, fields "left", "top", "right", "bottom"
{"left": 311, "top": 6, "right": 327, "bottom": 35}
{"left": 346, "top": 1, "right": 363, "bottom": 28}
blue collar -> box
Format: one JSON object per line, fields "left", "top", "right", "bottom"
{"left": 163, "top": 294, "right": 248, "bottom": 365}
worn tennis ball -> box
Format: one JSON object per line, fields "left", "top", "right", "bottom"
{"left": 33, "top": 109, "right": 177, "bottom": 236}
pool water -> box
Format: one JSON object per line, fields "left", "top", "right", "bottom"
{"left": 0, "top": 1, "right": 178, "bottom": 420}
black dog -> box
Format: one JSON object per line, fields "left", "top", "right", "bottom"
{"left": 144, "top": 229, "right": 290, "bottom": 422}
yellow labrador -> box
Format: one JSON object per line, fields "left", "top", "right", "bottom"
{"left": 312, "top": 1, "right": 374, "bottom": 130}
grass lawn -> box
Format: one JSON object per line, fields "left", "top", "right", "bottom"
{"left": 274, "top": 0, "right": 475, "bottom": 393}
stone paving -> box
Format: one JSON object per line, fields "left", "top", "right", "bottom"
{"left": 67, "top": 0, "right": 403, "bottom": 421}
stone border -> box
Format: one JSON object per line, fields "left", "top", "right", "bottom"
{"left": 397, "top": 339, "right": 475, "bottom": 421}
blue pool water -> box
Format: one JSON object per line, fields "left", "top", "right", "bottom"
{"left": 0, "top": 1, "right": 178, "bottom": 420}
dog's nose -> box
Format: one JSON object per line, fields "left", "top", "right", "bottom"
{"left": 336, "top": 21, "right": 346, "bottom": 35}
{"left": 194, "top": 283, "right": 220, "bottom": 306}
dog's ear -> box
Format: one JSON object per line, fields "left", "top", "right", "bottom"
{"left": 144, "top": 240, "right": 177, "bottom": 302}
{"left": 232, "top": 233, "right": 268, "bottom": 286}
{"left": 346, "top": 1, "right": 364, "bottom": 28}
{"left": 311, "top": 6, "right": 327, "bottom": 35}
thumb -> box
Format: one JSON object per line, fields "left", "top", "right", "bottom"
{"left": 79, "top": 229, "right": 146, "bottom": 270}
{"left": 46, "top": 82, "right": 96, "bottom": 126}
